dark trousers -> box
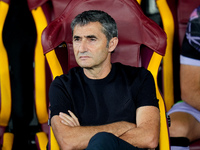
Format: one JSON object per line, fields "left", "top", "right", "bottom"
{"left": 86, "top": 132, "right": 146, "bottom": 150}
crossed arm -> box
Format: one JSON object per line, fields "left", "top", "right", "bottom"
{"left": 51, "top": 106, "right": 160, "bottom": 150}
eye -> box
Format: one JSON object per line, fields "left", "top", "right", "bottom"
{"left": 73, "top": 36, "right": 81, "bottom": 42}
{"left": 74, "top": 38, "right": 80, "bottom": 42}
{"left": 90, "top": 38, "right": 96, "bottom": 41}
{"left": 87, "top": 35, "right": 97, "bottom": 42}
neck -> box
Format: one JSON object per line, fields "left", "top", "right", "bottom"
{"left": 83, "top": 62, "right": 112, "bottom": 79}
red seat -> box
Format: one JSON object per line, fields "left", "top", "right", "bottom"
{"left": 42, "top": 0, "right": 170, "bottom": 149}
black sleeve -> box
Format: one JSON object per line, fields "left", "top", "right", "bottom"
{"left": 49, "top": 76, "right": 72, "bottom": 119}
{"left": 136, "top": 69, "right": 159, "bottom": 109}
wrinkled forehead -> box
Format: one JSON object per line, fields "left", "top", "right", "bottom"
{"left": 73, "top": 22, "right": 105, "bottom": 36}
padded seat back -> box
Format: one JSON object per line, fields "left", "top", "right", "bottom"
{"left": 42, "top": 0, "right": 166, "bottom": 71}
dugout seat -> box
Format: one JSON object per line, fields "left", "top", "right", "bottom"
{"left": 27, "top": 1, "right": 52, "bottom": 149}
{"left": 166, "top": 0, "right": 200, "bottom": 149}
{"left": 0, "top": 0, "right": 14, "bottom": 149}
{"left": 41, "top": 0, "right": 170, "bottom": 149}
{"left": 27, "top": 0, "right": 71, "bottom": 149}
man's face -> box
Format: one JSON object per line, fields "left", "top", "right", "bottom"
{"left": 73, "top": 22, "right": 111, "bottom": 69}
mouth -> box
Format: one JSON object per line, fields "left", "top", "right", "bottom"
{"left": 79, "top": 56, "right": 90, "bottom": 60}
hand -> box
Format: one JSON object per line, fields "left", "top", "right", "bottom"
{"left": 59, "top": 110, "right": 80, "bottom": 127}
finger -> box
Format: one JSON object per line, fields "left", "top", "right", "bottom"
{"left": 59, "top": 114, "right": 74, "bottom": 127}
{"left": 68, "top": 110, "right": 80, "bottom": 126}
{"left": 59, "top": 112, "right": 76, "bottom": 126}
{"left": 60, "top": 119, "right": 74, "bottom": 126}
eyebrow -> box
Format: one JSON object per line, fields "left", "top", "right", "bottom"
{"left": 73, "top": 35, "right": 80, "bottom": 39}
{"left": 73, "top": 35, "right": 97, "bottom": 39}
{"left": 86, "top": 35, "right": 97, "bottom": 39}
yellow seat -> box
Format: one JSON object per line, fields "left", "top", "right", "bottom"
{"left": 0, "top": 0, "right": 13, "bottom": 149}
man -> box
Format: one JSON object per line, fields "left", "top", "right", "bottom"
{"left": 49, "top": 10, "right": 160, "bottom": 150}
{"left": 168, "top": 6, "right": 200, "bottom": 150}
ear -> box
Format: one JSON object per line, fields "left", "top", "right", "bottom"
{"left": 108, "top": 37, "right": 118, "bottom": 53}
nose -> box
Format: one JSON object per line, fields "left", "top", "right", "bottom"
{"left": 78, "top": 39, "right": 87, "bottom": 53}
